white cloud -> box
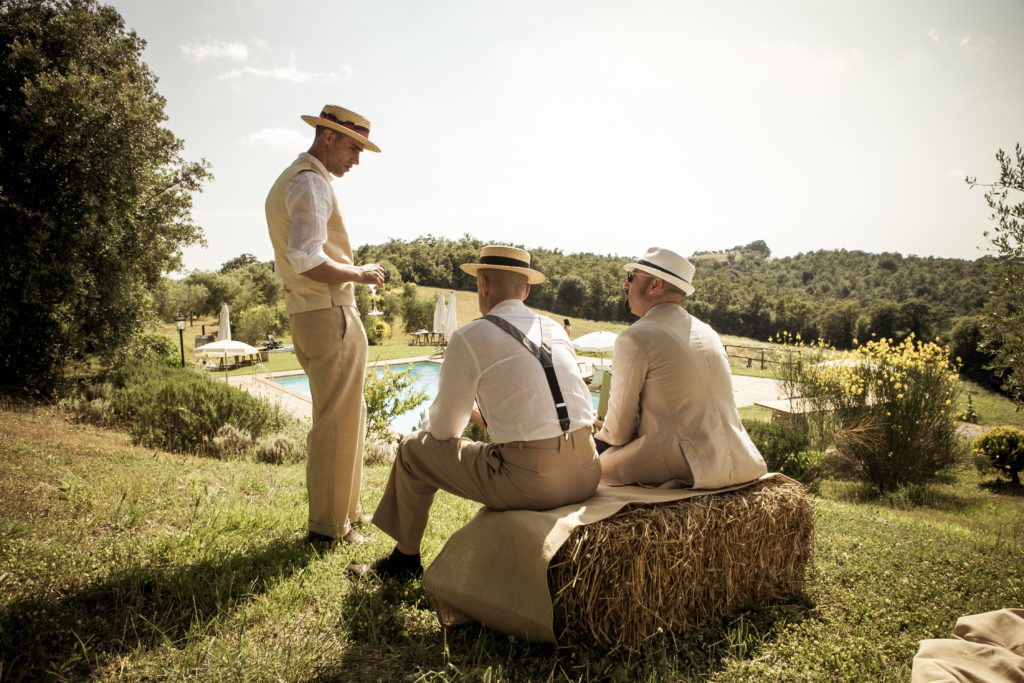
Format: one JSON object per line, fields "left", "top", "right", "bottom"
{"left": 928, "top": 28, "right": 939, "bottom": 42}
{"left": 247, "top": 127, "right": 308, "bottom": 150}
{"left": 181, "top": 40, "right": 248, "bottom": 63}
{"left": 218, "top": 51, "right": 345, "bottom": 83}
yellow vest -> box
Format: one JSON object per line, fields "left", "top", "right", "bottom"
{"left": 265, "top": 156, "right": 356, "bottom": 315}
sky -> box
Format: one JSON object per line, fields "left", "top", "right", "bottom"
{"left": 106, "top": 0, "right": 1024, "bottom": 273}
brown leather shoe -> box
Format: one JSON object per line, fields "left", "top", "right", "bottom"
{"left": 342, "top": 528, "right": 365, "bottom": 544}
{"left": 347, "top": 551, "right": 423, "bottom": 580}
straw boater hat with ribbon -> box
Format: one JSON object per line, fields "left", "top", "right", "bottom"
{"left": 301, "top": 104, "right": 381, "bottom": 153}
{"left": 460, "top": 245, "right": 546, "bottom": 285}
{"left": 624, "top": 247, "right": 696, "bottom": 296}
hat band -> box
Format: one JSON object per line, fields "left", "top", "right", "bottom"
{"left": 637, "top": 259, "right": 691, "bottom": 285}
{"left": 319, "top": 111, "right": 370, "bottom": 139}
{"left": 479, "top": 255, "right": 531, "bottom": 269}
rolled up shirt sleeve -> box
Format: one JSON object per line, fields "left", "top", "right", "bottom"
{"left": 284, "top": 170, "right": 333, "bottom": 274}
{"left": 426, "top": 332, "right": 480, "bottom": 440}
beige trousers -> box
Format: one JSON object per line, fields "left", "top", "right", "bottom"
{"left": 291, "top": 305, "right": 367, "bottom": 538}
{"left": 373, "top": 427, "right": 601, "bottom": 550}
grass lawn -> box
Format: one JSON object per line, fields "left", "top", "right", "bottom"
{"left": 2, "top": 402, "right": 1022, "bottom": 681}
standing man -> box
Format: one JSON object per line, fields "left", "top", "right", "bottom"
{"left": 348, "top": 246, "right": 600, "bottom": 579}
{"left": 593, "top": 247, "right": 767, "bottom": 489}
{"left": 265, "top": 105, "right": 385, "bottom": 544}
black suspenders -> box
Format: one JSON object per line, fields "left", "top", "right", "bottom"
{"left": 481, "top": 315, "right": 571, "bottom": 434}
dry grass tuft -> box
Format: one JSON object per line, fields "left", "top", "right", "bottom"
{"left": 548, "top": 476, "right": 814, "bottom": 650}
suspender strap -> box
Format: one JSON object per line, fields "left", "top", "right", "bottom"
{"left": 482, "top": 314, "right": 571, "bottom": 434}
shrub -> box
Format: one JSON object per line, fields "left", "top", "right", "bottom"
{"left": 783, "top": 336, "right": 965, "bottom": 491}
{"left": 366, "top": 318, "right": 392, "bottom": 346}
{"left": 973, "top": 426, "right": 1024, "bottom": 485}
{"left": 107, "top": 361, "right": 296, "bottom": 455}
{"left": 741, "top": 418, "right": 818, "bottom": 486}
{"left": 364, "top": 439, "right": 397, "bottom": 465}
{"left": 117, "top": 332, "right": 179, "bottom": 368}
{"left": 363, "top": 364, "right": 428, "bottom": 443}
{"left": 401, "top": 284, "right": 435, "bottom": 332}
{"left": 208, "top": 424, "right": 253, "bottom": 460}
{"left": 253, "top": 434, "right": 305, "bottom": 465}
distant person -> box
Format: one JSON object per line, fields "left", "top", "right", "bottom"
{"left": 593, "top": 247, "right": 767, "bottom": 489}
{"left": 563, "top": 318, "right": 572, "bottom": 338}
{"left": 348, "top": 246, "right": 599, "bottom": 579}
{"left": 265, "top": 104, "right": 386, "bottom": 544}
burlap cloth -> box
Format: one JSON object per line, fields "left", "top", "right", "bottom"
{"left": 422, "top": 472, "right": 781, "bottom": 642}
{"left": 911, "top": 608, "right": 1024, "bottom": 682}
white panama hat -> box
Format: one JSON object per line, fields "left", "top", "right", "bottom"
{"left": 624, "top": 247, "right": 695, "bottom": 296}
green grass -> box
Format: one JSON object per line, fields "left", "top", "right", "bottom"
{"left": 2, "top": 403, "right": 1022, "bottom": 681}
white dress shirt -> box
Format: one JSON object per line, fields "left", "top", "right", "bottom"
{"left": 284, "top": 153, "right": 333, "bottom": 274}
{"left": 426, "top": 299, "right": 595, "bottom": 443}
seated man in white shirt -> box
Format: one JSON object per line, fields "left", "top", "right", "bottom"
{"left": 348, "top": 246, "right": 601, "bottom": 580}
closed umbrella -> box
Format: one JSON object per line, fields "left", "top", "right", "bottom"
{"left": 217, "top": 302, "right": 231, "bottom": 340}
{"left": 444, "top": 291, "right": 458, "bottom": 340}
{"left": 433, "top": 295, "right": 448, "bottom": 334}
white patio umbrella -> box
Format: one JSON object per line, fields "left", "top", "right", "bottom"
{"left": 572, "top": 330, "right": 618, "bottom": 362}
{"left": 443, "top": 291, "right": 458, "bottom": 339}
{"left": 217, "top": 302, "right": 231, "bottom": 340}
{"left": 433, "top": 294, "right": 448, "bottom": 333}
{"left": 193, "top": 339, "right": 261, "bottom": 361}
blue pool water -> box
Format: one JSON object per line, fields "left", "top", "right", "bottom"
{"left": 275, "top": 361, "right": 600, "bottom": 435}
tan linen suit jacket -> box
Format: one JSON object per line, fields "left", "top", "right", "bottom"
{"left": 594, "top": 303, "right": 767, "bottom": 489}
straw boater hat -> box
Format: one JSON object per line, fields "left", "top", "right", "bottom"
{"left": 460, "top": 245, "right": 546, "bottom": 284}
{"left": 624, "top": 247, "right": 695, "bottom": 296}
{"left": 301, "top": 104, "right": 381, "bottom": 153}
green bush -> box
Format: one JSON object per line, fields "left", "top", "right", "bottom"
{"left": 366, "top": 318, "right": 391, "bottom": 346}
{"left": 253, "top": 434, "right": 305, "bottom": 465}
{"left": 741, "top": 418, "right": 818, "bottom": 485}
{"left": 742, "top": 419, "right": 810, "bottom": 470}
{"left": 208, "top": 424, "right": 253, "bottom": 460}
{"left": 363, "top": 364, "right": 428, "bottom": 443}
{"left": 973, "top": 426, "right": 1024, "bottom": 485}
{"left": 401, "top": 284, "right": 435, "bottom": 332}
{"left": 108, "top": 361, "right": 296, "bottom": 455}
{"left": 117, "top": 332, "right": 179, "bottom": 368}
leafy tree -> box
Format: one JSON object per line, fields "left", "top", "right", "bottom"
{"left": 0, "top": 0, "right": 210, "bottom": 394}
{"left": 556, "top": 275, "right": 589, "bottom": 318}
{"left": 968, "top": 143, "right": 1024, "bottom": 405}
{"left": 220, "top": 253, "right": 259, "bottom": 273}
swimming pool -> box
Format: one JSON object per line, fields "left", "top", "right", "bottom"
{"left": 274, "top": 361, "right": 601, "bottom": 436}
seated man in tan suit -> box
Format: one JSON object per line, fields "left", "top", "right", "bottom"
{"left": 348, "top": 246, "right": 601, "bottom": 579}
{"left": 593, "top": 247, "right": 767, "bottom": 489}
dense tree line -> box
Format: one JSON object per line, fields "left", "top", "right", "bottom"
{"left": 356, "top": 236, "right": 991, "bottom": 342}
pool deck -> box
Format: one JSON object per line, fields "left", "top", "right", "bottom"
{"left": 225, "top": 355, "right": 788, "bottom": 426}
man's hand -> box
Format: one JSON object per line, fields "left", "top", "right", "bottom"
{"left": 592, "top": 417, "right": 604, "bottom": 431}
{"left": 358, "top": 263, "right": 385, "bottom": 286}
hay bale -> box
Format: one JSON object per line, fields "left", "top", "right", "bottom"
{"left": 548, "top": 476, "right": 814, "bottom": 650}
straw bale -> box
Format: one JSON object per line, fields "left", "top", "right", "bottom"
{"left": 548, "top": 476, "right": 813, "bottom": 650}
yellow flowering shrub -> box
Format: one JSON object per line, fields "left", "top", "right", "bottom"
{"left": 781, "top": 335, "right": 965, "bottom": 491}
